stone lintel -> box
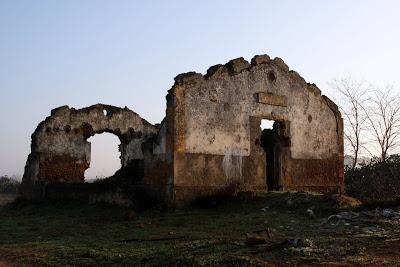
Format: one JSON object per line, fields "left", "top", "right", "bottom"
{"left": 257, "top": 92, "right": 287, "bottom": 107}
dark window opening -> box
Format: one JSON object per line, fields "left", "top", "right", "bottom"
{"left": 84, "top": 132, "right": 121, "bottom": 182}
{"left": 260, "top": 119, "right": 282, "bottom": 191}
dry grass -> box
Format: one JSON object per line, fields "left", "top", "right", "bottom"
{"left": 0, "top": 192, "right": 399, "bottom": 266}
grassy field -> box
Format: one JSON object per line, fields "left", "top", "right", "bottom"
{"left": 0, "top": 191, "right": 399, "bottom": 266}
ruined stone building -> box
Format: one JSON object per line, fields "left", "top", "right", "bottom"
{"left": 21, "top": 54, "right": 344, "bottom": 206}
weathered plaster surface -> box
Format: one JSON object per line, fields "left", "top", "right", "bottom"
{"left": 175, "top": 56, "right": 339, "bottom": 160}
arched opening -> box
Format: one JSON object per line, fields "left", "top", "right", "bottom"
{"left": 84, "top": 132, "right": 122, "bottom": 182}
{"left": 260, "top": 119, "right": 282, "bottom": 191}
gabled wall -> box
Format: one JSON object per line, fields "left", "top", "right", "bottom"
{"left": 166, "top": 55, "right": 344, "bottom": 205}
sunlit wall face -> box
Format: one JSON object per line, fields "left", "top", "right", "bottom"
{"left": 1, "top": 0, "right": 400, "bottom": 176}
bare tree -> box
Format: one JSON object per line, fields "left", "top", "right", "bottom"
{"left": 331, "top": 78, "right": 369, "bottom": 169}
{"left": 363, "top": 85, "right": 400, "bottom": 161}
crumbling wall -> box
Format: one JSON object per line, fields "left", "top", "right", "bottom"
{"left": 167, "top": 55, "right": 344, "bottom": 204}
{"left": 20, "top": 54, "right": 344, "bottom": 207}
{"left": 21, "top": 104, "right": 158, "bottom": 199}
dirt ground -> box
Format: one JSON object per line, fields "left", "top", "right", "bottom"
{"left": 0, "top": 194, "right": 17, "bottom": 206}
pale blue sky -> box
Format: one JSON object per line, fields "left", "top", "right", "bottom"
{"left": 1, "top": 0, "right": 400, "bottom": 176}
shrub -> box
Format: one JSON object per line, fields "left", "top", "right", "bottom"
{"left": 0, "top": 176, "right": 20, "bottom": 194}
{"left": 345, "top": 154, "right": 400, "bottom": 203}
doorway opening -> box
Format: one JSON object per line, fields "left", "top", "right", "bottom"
{"left": 260, "top": 119, "right": 281, "bottom": 191}
{"left": 84, "top": 132, "right": 122, "bottom": 182}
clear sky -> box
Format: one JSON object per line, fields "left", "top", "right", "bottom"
{"left": 1, "top": 0, "right": 400, "bottom": 177}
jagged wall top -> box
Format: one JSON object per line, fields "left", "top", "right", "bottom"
{"left": 171, "top": 54, "right": 331, "bottom": 105}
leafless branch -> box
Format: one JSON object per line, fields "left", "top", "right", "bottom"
{"left": 330, "top": 78, "right": 369, "bottom": 169}
{"left": 362, "top": 84, "right": 400, "bottom": 161}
